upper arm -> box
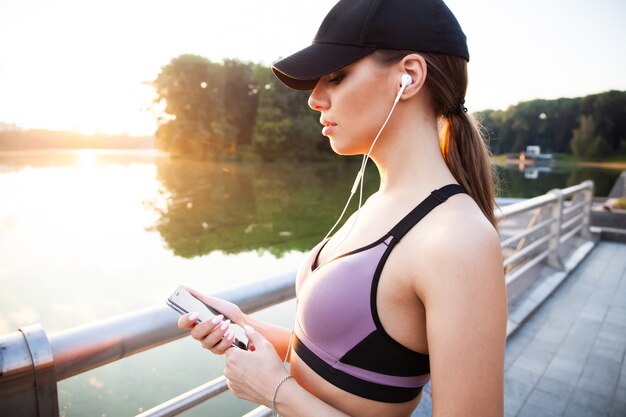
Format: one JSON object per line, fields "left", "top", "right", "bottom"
{"left": 417, "top": 217, "right": 507, "bottom": 417}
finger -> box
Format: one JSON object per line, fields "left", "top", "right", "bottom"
{"left": 185, "top": 286, "right": 232, "bottom": 315}
{"left": 184, "top": 286, "right": 221, "bottom": 307}
{"left": 177, "top": 312, "right": 200, "bottom": 330}
{"left": 189, "top": 315, "right": 224, "bottom": 341}
{"left": 183, "top": 285, "right": 203, "bottom": 300}
{"left": 243, "top": 325, "right": 268, "bottom": 349}
{"left": 210, "top": 330, "right": 236, "bottom": 354}
{"left": 197, "top": 319, "right": 230, "bottom": 351}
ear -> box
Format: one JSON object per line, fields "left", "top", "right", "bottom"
{"left": 398, "top": 54, "right": 427, "bottom": 99}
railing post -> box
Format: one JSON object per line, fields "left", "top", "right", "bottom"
{"left": 547, "top": 188, "right": 564, "bottom": 269}
{"left": 0, "top": 324, "right": 59, "bottom": 417}
{"left": 581, "top": 180, "right": 595, "bottom": 239}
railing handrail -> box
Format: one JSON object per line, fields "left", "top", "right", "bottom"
{"left": 50, "top": 271, "right": 296, "bottom": 381}
{"left": 0, "top": 180, "right": 597, "bottom": 417}
{"left": 496, "top": 192, "right": 557, "bottom": 220}
{"left": 495, "top": 180, "right": 594, "bottom": 221}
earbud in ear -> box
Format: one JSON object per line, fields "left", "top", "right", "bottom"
{"left": 394, "top": 74, "right": 413, "bottom": 104}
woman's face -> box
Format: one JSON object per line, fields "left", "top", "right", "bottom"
{"left": 308, "top": 55, "right": 396, "bottom": 155}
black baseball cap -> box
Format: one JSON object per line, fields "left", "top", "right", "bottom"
{"left": 272, "top": 0, "right": 469, "bottom": 91}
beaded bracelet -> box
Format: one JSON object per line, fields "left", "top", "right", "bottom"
{"left": 271, "top": 375, "right": 294, "bottom": 416}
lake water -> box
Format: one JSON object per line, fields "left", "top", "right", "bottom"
{"left": 496, "top": 162, "right": 621, "bottom": 198}
{"left": 0, "top": 149, "right": 621, "bottom": 416}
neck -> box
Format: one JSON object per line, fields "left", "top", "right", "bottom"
{"left": 369, "top": 105, "right": 457, "bottom": 197}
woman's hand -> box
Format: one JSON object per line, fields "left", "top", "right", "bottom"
{"left": 224, "top": 325, "right": 291, "bottom": 407}
{"left": 176, "top": 286, "right": 247, "bottom": 355}
{"left": 185, "top": 285, "right": 244, "bottom": 324}
{"left": 178, "top": 311, "right": 237, "bottom": 355}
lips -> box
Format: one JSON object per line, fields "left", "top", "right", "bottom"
{"left": 320, "top": 118, "right": 337, "bottom": 136}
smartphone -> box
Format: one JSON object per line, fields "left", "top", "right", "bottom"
{"left": 167, "top": 285, "right": 248, "bottom": 350}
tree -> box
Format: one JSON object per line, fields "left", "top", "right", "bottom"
{"left": 251, "top": 71, "right": 327, "bottom": 161}
{"left": 479, "top": 90, "right": 626, "bottom": 157}
{"left": 571, "top": 115, "right": 610, "bottom": 159}
{"left": 153, "top": 54, "right": 236, "bottom": 159}
{"left": 570, "top": 115, "right": 593, "bottom": 158}
{"left": 252, "top": 87, "right": 293, "bottom": 161}
{"left": 222, "top": 59, "right": 261, "bottom": 148}
{"left": 151, "top": 55, "right": 327, "bottom": 161}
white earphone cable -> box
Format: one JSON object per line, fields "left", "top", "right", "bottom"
{"left": 315, "top": 80, "right": 408, "bottom": 269}
{"left": 283, "top": 76, "right": 411, "bottom": 366}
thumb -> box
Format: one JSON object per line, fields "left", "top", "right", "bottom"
{"left": 243, "top": 325, "right": 266, "bottom": 347}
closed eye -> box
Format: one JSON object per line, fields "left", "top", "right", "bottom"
{"left": 327, "top": 74, "right": 345, "bottom": 85}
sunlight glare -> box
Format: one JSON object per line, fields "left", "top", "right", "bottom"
{"left": 77, "top": 149, "right": 98, "bottom": 169}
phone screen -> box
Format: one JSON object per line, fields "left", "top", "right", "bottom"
{"left": 167, "top": 285, "right": 248, "bottom": 350}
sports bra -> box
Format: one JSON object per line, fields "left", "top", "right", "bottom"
{"left": 293, "top": 184, "right": 466, "bottom": 403}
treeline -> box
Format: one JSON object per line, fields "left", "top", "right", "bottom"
{"left": 152, "top": 54, "right": 328, "bottom": 162}
{"left": 0, "top": 129, "right": 154, "bottom": 150}
{"left": 151, "top": 54, "right": 626, "bottom": 161}
{"left": 478, "top": 90, "right": 626, "bottom": 159}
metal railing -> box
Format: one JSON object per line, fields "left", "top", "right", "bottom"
{"left": 0, "top": 181, "right": 596, "bottom": 417}
{"left": 1, "top": 274, "right": 296, "bottom": 417}
{"left": 496, "top": 180, "right": 594, "bottom": 286}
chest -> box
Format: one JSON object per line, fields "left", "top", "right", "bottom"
{"left": 297, "top": 238, "right": 390, "bottom": 352}
{"left": 295, "top": 235, "right": 428, "bottom": 355}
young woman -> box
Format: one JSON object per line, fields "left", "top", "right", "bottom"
{"left": 178, "top": 1, "right": 507, "bottom": 416}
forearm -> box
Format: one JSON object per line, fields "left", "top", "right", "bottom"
{"left": 274, "top": 379, "right": 352, "bottom": 417}
{"left": 241, "top": 315, "right": 292, "bottom": 360}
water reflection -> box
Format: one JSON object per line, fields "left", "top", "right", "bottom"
{"left": 148, "top": 158, "right": 377, "bottom": 258}
{"left": 522, "top": 166, "right": 552, "bottom": 179}
{"left": 148, "top": 158, "right": 621, "bottom": 259}
{"left": 496, "top": 164, "right": 620, "bottom": 198}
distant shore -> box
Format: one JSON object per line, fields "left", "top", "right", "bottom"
{"left": 0, "top": 129, "right": 154, "bottom": 150}
{"left": 576, "top": 161, "right": 626, "bottom": 170}
{"left": 493, "top": 154, "right": 626, "bottom": 170}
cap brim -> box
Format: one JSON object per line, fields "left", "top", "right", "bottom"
{"left": 272, "top": 43, "right": 375, "bottom": 91}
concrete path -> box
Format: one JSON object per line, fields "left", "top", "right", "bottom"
{"left": 413, "top": 241, "right": 626, "bottom": 417}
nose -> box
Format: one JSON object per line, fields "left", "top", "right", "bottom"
{"left": 308, "top": 83, "right": 329, "bottom": 112}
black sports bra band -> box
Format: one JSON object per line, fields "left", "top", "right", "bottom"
{"left": 389, "top": 184, "right": 466, "bottom": 240}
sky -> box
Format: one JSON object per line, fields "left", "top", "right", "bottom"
{"left": 0, "top": 0, "right": 625, "bottom": 136}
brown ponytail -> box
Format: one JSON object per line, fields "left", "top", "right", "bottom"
{"left": 373, "top": 51, "right": 498, "bottom": 229}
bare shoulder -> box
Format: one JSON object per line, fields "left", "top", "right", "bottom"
{"left": 397, "top": 195, "right": 507, "bottom": 415}
{"left": 397, "top": 194, "right": 504, "bottom": 301}
{"left": 427, "top": 195, "right": 501, "bottom": 261}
